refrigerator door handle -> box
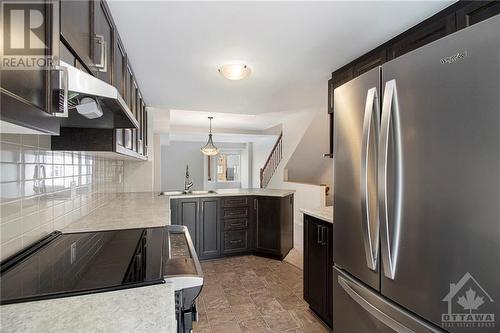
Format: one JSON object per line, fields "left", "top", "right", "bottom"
{"left": 360, "top": 87, "right": 380, "bottom": 271}
{"left": 338, "top": 275, "right": 415, "bottom": 333}
{"left": 379, "top": 79, "right": 403, "bottom": 280}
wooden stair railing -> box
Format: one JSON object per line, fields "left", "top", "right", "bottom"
{"left": 260, "top": 132, "right": 283, "bottom": 188}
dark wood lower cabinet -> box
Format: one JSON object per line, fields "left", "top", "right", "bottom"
{"left": 303, "top": 214, "right": 333, "bottom": 327}
{"left": 254, "top": 197, "right": 280, "bottom": 255}
{"left": 171, "top": 194, "right": 293, "bottom": 261}
{"left": 254, "top": 195, "right": 294, "bottom": 260}
{"left": 199, "top": 198, "right": 221, "bottom": 260}
{"left": 173, "top": 199, "right": 199, "bottom": 249}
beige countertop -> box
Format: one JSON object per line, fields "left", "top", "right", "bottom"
{"left": 0, "top": 283, "right": 176, "bottom": 333}
{"left": 169, "top": 188, "right": 295, "bottom": 199}
{"left": 300, "top": 206, "right": 333, "bottom": 224}
{"left": 63, "top": 189, "right": 294, "bottom": 233}
{"left": 63, "top": 192, "right": 170, "bottom": 233}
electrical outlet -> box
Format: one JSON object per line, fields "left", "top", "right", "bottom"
{"left": 70, "top": 181, "right": 77, "bottom": 199}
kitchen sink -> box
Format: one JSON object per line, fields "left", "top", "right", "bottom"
{"left": 159, "top": 190, "right": 217, "bottom": 196}
{"left": 191, "top": 190, "right": 216, "bottom": 195}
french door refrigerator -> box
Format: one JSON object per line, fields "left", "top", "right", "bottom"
{"left": 332, "top": 15, "right": 500, "bottom": 333}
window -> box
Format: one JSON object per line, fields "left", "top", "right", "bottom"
{"left": 217, "top": 153, "right": 240, "bottom": 182}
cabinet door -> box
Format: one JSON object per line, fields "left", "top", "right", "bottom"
{"left": 332, "top": 67, "right": 353, "bottom": 89}
{"left": 113, "top": 34, "right": 127, "bottom": 97}
{"left": 387, "top": 12, "right": 456, "bottom": 61}
{"left": 327, "top": 78, "right": 334, "bottom": 114}
{"left": 303, "top": 217, "right": 328, "bottom": 321}
{"left": 124, "top": 129, "right": 132, "bottom": 150}
{"left": 352, "top": 48, "right": 385, "bottom": 78}
{"left": 142, "top": 102, "right": 147, "bottom": 156}
{"left": 125, "top": 64, "right": 133, "bottom": 109}
{"left": 0, "top": 1, "right": 60, "bottom": 134}
{"left": 115, "top": 129, "right": 124, "bottom": 147}
{"left": 325, "top": 224, "right": 333, "bottom": 326}
{"left": 60, "top": 0, "right": 94, "bottom": 71}
{"left": 175, "top": 199, "right": 199, "bottom": 251}
{"left": 93, "top": 0, "right": 113, "bottom": 84}
{"left": 456, "top": 1, "right": 500, "bottom": 30}
{"left": 254, "top": 197, "right": 280, "bottom": 255}
{"left": 198, "top": 198, "right": 220, "bottom": 259}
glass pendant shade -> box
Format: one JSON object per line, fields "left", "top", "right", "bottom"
{"left": 201, "top": 117, "right": 219, "bottom": 156}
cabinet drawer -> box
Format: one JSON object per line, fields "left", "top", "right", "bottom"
{"left": 222, "top": 207, "right": 248, "bottom": 219}
{"left": 223, "top": 218, "right": 249, "bottom": 231}
{"left": 222, "top": 196, "right": 249, "bottom": 207}
{"left": 223, "top": 230, "right": 249, "bottom": 254}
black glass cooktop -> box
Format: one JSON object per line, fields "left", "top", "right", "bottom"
{"left": 0, "top": 227, "right": 168, "bottom": 305}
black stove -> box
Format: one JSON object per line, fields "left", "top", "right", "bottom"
{"left": 0, "top": 227, "right": 167, "bottom": 305}
{"left": 3, "top": 226, "right": 203, "bottom": 302}
{"left": 0, "top": 225, "right": 204, "bottom": 332}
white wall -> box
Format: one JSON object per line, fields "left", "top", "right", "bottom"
{"left": 161, "top": 142, "right": 204, "bottom": 191}
{"left": 285, "top": 108, "right": 332, "bottom": 186}
{"left": 252, "top": 108, "right": 330, "bottom": 250}
{"left": 161, "top": 141, "right": 251, "bottom": 191}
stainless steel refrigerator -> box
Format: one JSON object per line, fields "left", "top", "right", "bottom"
{"left": 332, "top": 15, "right": 500, "bottom": 333}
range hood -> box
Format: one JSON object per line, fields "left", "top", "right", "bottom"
{"left": 58, "top": 61, "right": 139, "bottom": 129}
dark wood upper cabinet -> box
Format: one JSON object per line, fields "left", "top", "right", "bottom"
{"left": 143, "top": 103, "right": 148, "bottom": 154}
{"left": 327, "top": 79, "right": 334, "bottom": 115}
{"left": 331, "top": 66, "right": 353, "bottom": 89}
{"left": 125, "top": 64, "right": 133, "bottom": 109}
{"left": 93, "top": 0, "right": 114, "bottom": 84}
{"left": 386, "top": 12, "right": 456, "bottom": 61}
{"left": 113, "top": 34, "right": 127, "bottom": 98}
{"left": 0, "top": 1, "right": 60, "bottom": 134}
{"left": 327, "top": 1, "right": 500, "bottom": 154}
{"left": 456, "top": 1, "right": 500, "bottom": 30}
{"left": 352, "top": 48, "right": 386, "bottom": 77}
{"left": 60, "top": 0, "right": 94, "bottom": 72}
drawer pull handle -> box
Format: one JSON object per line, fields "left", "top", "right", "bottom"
{"left": 230, "top": 239, "right": 242, "bottom": 244}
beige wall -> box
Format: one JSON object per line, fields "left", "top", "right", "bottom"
{"left": 0, "top": 134, "right": 124, "bottom": 261}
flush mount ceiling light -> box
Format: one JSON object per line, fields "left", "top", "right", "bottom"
{"left": 200, "top": 117, "right": 219, "bottom": 156}
{"left": 218, "top": 63, "right": 251, "bottom": 80}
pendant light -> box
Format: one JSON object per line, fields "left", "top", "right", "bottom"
{"left": 200, "top": 117, "right": 219, "bottom": 156}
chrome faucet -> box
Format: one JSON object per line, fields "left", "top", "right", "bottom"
{"left": 184, "top": 164, "right": 194, "bottom": 192}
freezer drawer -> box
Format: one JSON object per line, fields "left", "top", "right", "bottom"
{"left": 333, "top": 267, "right": 443, "bottom": 333}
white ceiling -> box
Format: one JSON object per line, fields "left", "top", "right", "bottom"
{"left": 108, "top": 1, "right": 453, "bottom": 116}
{"left": 169, "top": 132, "right": 279, "bottom": 144}
{"left": 170, "top": 109, "right": 295, "bottom": 131}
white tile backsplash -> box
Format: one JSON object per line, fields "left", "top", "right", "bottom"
{"left": 0, "top": 134, "right": 124, "bottom": 260}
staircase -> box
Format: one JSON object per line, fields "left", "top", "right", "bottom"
{"left": 260, "top": 132, "right": 283, "bottom": 188}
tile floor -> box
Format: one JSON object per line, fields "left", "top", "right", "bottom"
{"left": 194, "top": 255, "right": 332, "bottom": 333}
